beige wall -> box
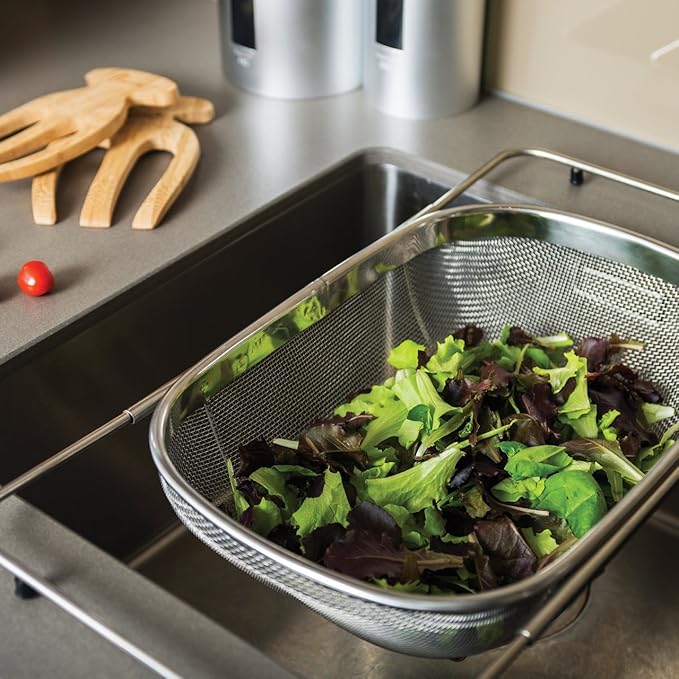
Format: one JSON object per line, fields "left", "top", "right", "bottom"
{"left": 486, "top": 0, "right": 679, "bottom": 152}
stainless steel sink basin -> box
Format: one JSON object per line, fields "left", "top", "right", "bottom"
{"left": 0, "top": 149, "right": 470, "bottom": 560}
{"left": 2, "top": 149, "right": 678, "bottom": 678}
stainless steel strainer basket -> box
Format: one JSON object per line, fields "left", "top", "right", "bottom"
{"left": 148, "top": 150, "right": 679, "bottom": 660}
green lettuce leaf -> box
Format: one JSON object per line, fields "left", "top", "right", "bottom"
{"left": 557, "top": 353, "right": 591, "bottom": 419}
{"left": 534, "top": 470, "right": 607, "bottom": 538}
{"left": 361, "top": 399, "right": 408, "bottom": 449}
{"left": 606, "top": 469, "right": 624, "bottom": 503}
{"left": 251, "top": 497, "right": 283, "bottom": 536}
{"left": 380, "top": 505, "right": 448, "bottom": 552}
{"left": 387, "top": 339, "right": 426, "bottom": 370}
{"left": 408, "top": 404, "right": 433, "bottom": 429}
{"left": 365, "top": 445, "right": 399, "bottom": 466}
{"left": 419, "top": 407, "right": 468, "bottom": 449}
{"left": 272, "top": 464, "right": 319, "bottom": 477}
{"left": 423, "top": 506, "right": 447, "bottom": 538}
{"left": 383, "top": 504, "right": 425, "bottom": 548}
{"left": 563, "top": 438, "right": 643, "bottom": 484}
{"left": 494, "top": 341, "right": 523, "bottom": 372}
{"left": 392, "top": 370, "right": 456, "bottom": 429}
{"left": 461, "top": 485, "right": 491, "bottom": 518}
{"left": 525, "top": 346, "right": 551, "bottom": 369}
{"left": 534, "top": 333, "right": 573, "bottom": 349}
{"left": 227, "top": 459, "right": 249, "bottom": 519}
{"left": 641, "top": 402, "right": 676, "bottom": 425}
{"left": 491, "top": 476, "right": 545, "bottom": 503}
{"left": 566, "top": 460, "right": 602, "bottom": 474}
{"left": 425, "top": 336, "right": 465, "bottom": 373}
{"left": 598, "top": 409, "right": 620, "bottom": 441}
{"left": 638, "top": 422, "right": 679, "bottom": 471}
{"left": 249, "top": 466, "right": 300, "bottom": 518}
{"left": 334, "top": 384, "right": 398, "bottom": 417}
{"left": 532, "top": 349, "right": 581, "bottom": 393}
{"left": 357, "top": 461, "right": 396, "bottom": 480}
{"left": 365, "top": 446, "right": 465, "bottom": 512}
{"left": 397, "top": 416, "right": 424, "bottom": 448}
{"left": 291, "top": 470, "right": 351, "bottom": 538}
{"left": 504, "top": 445, "right": 573, "bottom": 480}
{"left": 520, "top": 527, "right": 558, "bottom": 558}
{"left": 562, "top": 404, "right": 598, "bottom": 438}
{"left": 497, "top": 441, "right": 527, "bottom": 457}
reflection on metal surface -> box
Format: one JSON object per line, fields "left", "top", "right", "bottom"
{"left": 649, "top": 508, "right": 679, "bottom": 537}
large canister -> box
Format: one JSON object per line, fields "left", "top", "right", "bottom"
{"left": 364, "top": 0, "right": 486, "bottom": 119}
{"left": 219, "top": 0, "right": 363, "bottom": 100}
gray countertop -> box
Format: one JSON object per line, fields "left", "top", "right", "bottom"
{"left": 0, "top": 0, "right": 678, "bottom": 368}
{"left": 1, "top": 0, "right": 678, "bottom": 676}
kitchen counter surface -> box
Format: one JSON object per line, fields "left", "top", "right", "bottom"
{"left": 1, "top": 1, "right": 678, "bottom": 677}
{"left": 1, "top": 0, "right": 678, "bottom": 370}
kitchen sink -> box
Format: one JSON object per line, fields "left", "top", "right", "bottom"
{"left": 0, "top": 149, "right": 474, "bottom": 560}
{"left": 2, "top": 149, "right": 678, "bottom": 678}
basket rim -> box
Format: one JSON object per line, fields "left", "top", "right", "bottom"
{"left": 149, "top": 203, "right": 679, "bottom": 614}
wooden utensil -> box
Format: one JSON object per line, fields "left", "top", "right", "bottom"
{"left": 0, "top": 67, "right": 178, "bottom": 181}
{"left": 31, "top": 96, "right": 214, "bottom": 230}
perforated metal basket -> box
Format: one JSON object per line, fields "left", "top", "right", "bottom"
{"left": 149, "top": 152, "right": 679, "bottom": 659}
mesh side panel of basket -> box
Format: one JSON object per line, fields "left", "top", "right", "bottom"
{"left": 163, "top": 236, "right": 679, "bottom": 657}
{"left": 160, "top": 478, "right": 537, "bottom": 657}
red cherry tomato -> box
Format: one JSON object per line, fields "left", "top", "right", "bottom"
{"left": 17, "top": 260, "right": 54, "bottom": 296}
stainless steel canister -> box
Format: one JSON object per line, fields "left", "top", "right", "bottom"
{"left": 219, "top": 0, "right": 363, "bottom": 100}
{"left": 364, "top": 0, "right": 486, "bottom": 119}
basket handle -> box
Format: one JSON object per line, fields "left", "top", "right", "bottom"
{"left": 415, "top": 147, "right": 679, "bottom": 218}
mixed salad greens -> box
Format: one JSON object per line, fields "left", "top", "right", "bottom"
{"left": 224, "top": 324, "right": 678, "bottom": 594}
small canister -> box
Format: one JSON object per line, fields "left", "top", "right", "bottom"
{"left": 219, "top": 0, "right": 363, "bottom": 100}
{"left": 364, "top": 0, "right": 486, "bottom": 119}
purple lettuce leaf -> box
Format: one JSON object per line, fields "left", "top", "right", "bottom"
{"left": 440, "top": 506, "right": 476, "bottom": 537}
{"left": 479, "top": 360, "right": 513, "bottom": 389}
{"left": 302, "top": 523, "right": 347, "bottom": 562}
{"left": 323, "top": 530, "right": 465, "bottom": 582}
{"left": 238, "top": 439, "right": 276, "bottom": 477}
{"left": 588, "top": 377, "right": 654, "bottom": 446}
{"left": 316, "top": 413, "right": 375, "bottom": 430}
{"left": 575, "top": 337, "right": 610, "bottom": 371}
{"left": 471, "top": 545, "right": 499, "bottom": 590}
{"left": 506, "top": 326, "right": 535, "bottom": 347}
{"left": 447, "top": 457, "right": 474, "bottom": 489}
{"left": 347, "top": 501, "right": 402, "bottom": 543}
{"left": 268, "top": 524, "right": 302, "bottom": 554}
{"left": 520, "top": 381, "right": 559, "bottom": 439}
{"left": 504, "top": 414, "right": 546, "bottom": 446}
{"left": 442, "top": 378, "right": 473, "bottom": 407}
{"left": 298, "top": 422, "right": 369, "bottom": 472}
{"left": 454, "top": 324, "right": 484, "bottom": 347}
{"left": 474, "top": 516, "right": 537, "bottom": 581}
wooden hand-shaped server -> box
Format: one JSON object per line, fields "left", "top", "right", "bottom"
{"left": 0, "top": 67, "right": 214, "bottom": 229}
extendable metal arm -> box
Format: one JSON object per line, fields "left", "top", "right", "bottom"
{"left": 419, "top": 147, "right": 679, "bottom": 219}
